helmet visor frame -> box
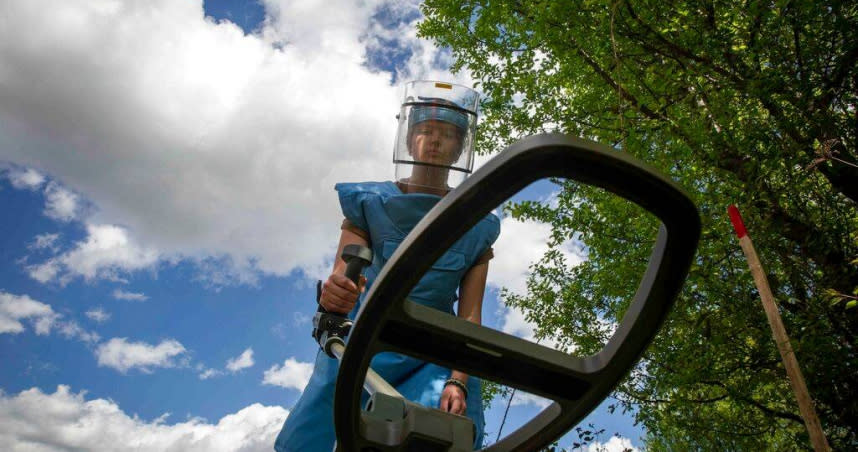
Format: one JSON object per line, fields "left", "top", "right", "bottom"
{"left": 392, "top": 81, "right": 479, "bottom": 192}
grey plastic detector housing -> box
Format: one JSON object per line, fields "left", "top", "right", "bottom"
{"left": 334, "top": 134, "right": 701, "bottom": 451}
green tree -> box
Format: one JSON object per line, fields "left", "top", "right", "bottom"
{"left": 422, "top": 1, "right": 857, "bottom": 449}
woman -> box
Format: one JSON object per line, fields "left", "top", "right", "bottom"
{"left": 275, "top": 80, "right": 499, "bottom": 451}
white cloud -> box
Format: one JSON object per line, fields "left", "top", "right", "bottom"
{"left": 582, "top": 435, "right": 640, "bottom": 452}
{"left": 0, "top": 385, "right": 288, "bottom": 452}
{"left": 0, "top": 0, "right": 452, "bottom": 284}
{"left": 0, "top": 291, "right": 58, "bottom": 335}
{"left": 198, "top": 367, "right": 224, "bottom": 380}
{"left": 5, "top": 167, "right": 45, "bottom": 190}
{"left": 488, "top": 386, "right": 552, "bottom": 409}
{"left": 488, "top": 215, "right": 585, "bottom": 295}
{"left": 112, "top": 289, "right": 148, "bottom": 302}
{"left": 270, "top": 314, "right": 312, "bottom": 340}
{"left": 487, "top": 217, "right": 554, "bottom": 295}
{"left": 28, "top": 224, "right": 159, "bottom": 284}
{"left": 26, "top": 260, "right": 61, "bottom": 284}
{"left": 260, "top": 0, "right": 378, "bottom": 58}
{"left": 95, "top": 337, "right": 188, "bottom": 373}
{"left": 85, "top": 307, "right": 111, "bottom": 323}
{"left": 510, "top": 391, "right": 552, "bottom": 409}
{"left": 0, "top": 291, "right": 101, "bottom": 344}
{"left": 263, "top": 358, "right": 313, "bottom": 391}
{"left": 226, "top": 348, "right": 255, "bottom": 372}
{"left": 293, "top": 311, "right": 311, "bottom": 326}
{"left": 59, "top": 224, "right": 159, "bottom": 280}
{"left": 43, "top": 181, "right": 80, "bottom": 222}
{"left": 397, "top": 22, "right": 460, "bottom": 83}
{"left": 192, "top": 255, "right": 261, "bottom": 289}
{"left": 270, "top": 322, "right": 289, "bottom": 340}
{"left": 57, "top": 320, "right": 101, "bottom": 344}
{"left": 0, "top": 0, "right": 477, "bottom": 286}
{"left": 28, "top": 233, "right": 60, "bottom": 251}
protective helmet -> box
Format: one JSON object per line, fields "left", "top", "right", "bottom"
{"left": 392, "top": 81, "right": 479, "bottom": 193}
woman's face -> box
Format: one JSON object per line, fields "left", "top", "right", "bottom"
{"left": 409, "top": 120, "right": 463, "bottom": 166}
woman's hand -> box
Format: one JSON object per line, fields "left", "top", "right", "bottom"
{"left": 439, "top": 384, "right": 467, "bottom": 415}
{"left": 319, "top": 273, "right": 366, "bottom": 314}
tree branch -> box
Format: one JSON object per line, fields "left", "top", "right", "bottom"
{"left": 622, "top": 1, "right": 743, "bottom": 84}
{"left": 699, "top": 380, "right": 805, "bottom": 424}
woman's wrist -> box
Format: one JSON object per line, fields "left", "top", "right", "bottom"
{"left": 444, "top": 378, "right": 468, "bottom": 398}
{"left": 450, "top": 370, "right": 469, "bottom": 383}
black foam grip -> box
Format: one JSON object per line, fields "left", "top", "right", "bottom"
{"left": 343, "top": 259, "right": 364, "bottom": 286}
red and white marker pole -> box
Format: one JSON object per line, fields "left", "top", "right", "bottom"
{"left": 728, "top": 205, "right": 830, "bottom": 452}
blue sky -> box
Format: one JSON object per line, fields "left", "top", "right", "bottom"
{"left": 0, "top": 1, "right": 643, "bottom": 450}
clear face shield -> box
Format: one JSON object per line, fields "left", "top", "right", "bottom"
{"left": 393, "top": 81, "right": 479, "bottom": 194}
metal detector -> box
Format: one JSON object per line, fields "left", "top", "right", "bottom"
{"left": 326, "top": 133, "right": 701, "bottom": 451}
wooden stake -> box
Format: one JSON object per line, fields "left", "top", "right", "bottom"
{"left": 728, "top": 205, "right": 830, "bottom": 452}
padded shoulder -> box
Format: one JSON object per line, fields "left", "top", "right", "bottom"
{"left": 334, "top": 181, "right": 399, "bottom": 232}
{"left": 479, "top": 212, "right": 501, "bottom": 246}
{"left": 334, "top": 181, "right": 400, "bottom": 198}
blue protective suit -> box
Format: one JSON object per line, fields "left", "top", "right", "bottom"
{"left": 274, "top": 181, "right": 500, "bottom": 451}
